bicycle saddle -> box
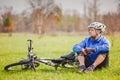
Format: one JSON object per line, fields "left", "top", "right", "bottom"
{"left": 61, "top": 52, "right": 75, "bottom": 60}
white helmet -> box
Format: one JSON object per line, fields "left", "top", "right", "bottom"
{"left": 88, "top": 22, "right": 106, "bottom": 32}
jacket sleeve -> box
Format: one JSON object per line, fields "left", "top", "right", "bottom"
{"left": 96, "top": 39, "right": 111, "bottom": 54}
{"left": 73, "top": 39, "right": 86, "bottom": 53}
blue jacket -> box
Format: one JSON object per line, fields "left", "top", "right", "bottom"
{"left": 73, "top": 35, "right": 111, "bottom": 62}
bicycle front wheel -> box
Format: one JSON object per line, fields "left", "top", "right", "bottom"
{"left": 4, "top": 60, "right": 30, "bottom": 71}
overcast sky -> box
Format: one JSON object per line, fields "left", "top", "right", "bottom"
{"left": 0, "top": 0, "right": 118, "bottom": 15}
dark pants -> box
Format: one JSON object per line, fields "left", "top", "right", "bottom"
{"left": 85, "top": 53, "right": 109, "bottom": 69}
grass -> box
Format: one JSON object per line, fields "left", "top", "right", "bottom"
{"left": 0, "top": 33, "right": 120, "bottom": 80}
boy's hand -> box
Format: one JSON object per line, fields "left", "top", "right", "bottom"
{"left": 81, "top": 48, "right": 87, "bottom": 55}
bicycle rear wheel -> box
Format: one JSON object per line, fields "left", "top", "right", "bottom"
{"left": 62, "top": 61, "right": 79, "bottom": 68}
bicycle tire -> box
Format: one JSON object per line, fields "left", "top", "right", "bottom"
{"left": 4, "top": 60, "right": 29, "bottom": 71}
{"left": 4, "top": 59, "right": 40, "bottom": 71}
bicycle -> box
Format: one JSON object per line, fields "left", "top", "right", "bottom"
{"left": 4, "top": 40, "right": 79, "bottom": 72}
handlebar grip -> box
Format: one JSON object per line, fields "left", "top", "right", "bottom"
{"left": 27, "top": 39, "right": 32, "bottom": 42}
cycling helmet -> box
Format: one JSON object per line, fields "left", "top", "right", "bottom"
{"left": 88, "top": 22, "right": 106, "bottom": 32}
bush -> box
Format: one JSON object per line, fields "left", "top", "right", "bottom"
{"left": 3, "top": 17, "right": 13, "bottom": 27}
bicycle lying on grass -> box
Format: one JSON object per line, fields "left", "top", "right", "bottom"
{"left": 4, "top": 40, "right": 95, "bottom": 72}
{"left": 4, "top": 40, "right": 79, "bottom": 72}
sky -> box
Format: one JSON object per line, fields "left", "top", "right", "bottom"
{"left": 0, "top": 0, "right": 119, "bottom": 15}
{"left": 55, "top": 0, "right": 118, "bottom": 14}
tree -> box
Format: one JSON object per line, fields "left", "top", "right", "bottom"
{"left": 83, "top": 0, "right": 100, "bottom": 25}
{"left": 0, "top": 6, "right": 15, "bottom": 36}
{"left": 102, "top": 0, "right": 120, "bottom": 47}
{"left": 117, "top": 0, "right": 120, "bottom": 14}
{"left": 27, "top": 0, "right": 62, "bottom": 35}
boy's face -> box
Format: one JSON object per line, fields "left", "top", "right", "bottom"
{"left": 88, "top": 27, "right": 100, "bottom": 37}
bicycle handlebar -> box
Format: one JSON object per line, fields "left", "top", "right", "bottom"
{"left": 27, "top": 39, "right": 33, "bottom": 52}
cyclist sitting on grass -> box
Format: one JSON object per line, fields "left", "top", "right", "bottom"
{"left": 73, "top": 22, "right": 111, "bottom": 73}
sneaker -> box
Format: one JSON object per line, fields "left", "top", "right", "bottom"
{"left": 77, "top": 65, "right": 86, "bottom": 73}
{"left": 84, "top": 65, "right": 95, "bottom": 73}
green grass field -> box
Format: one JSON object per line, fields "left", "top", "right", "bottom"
{"left": 0, "top": 33, "right": 120, "bottom": 80}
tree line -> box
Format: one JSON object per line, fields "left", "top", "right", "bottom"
{"left": 0, "top": 0, "right": 119, "bottom": 37}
